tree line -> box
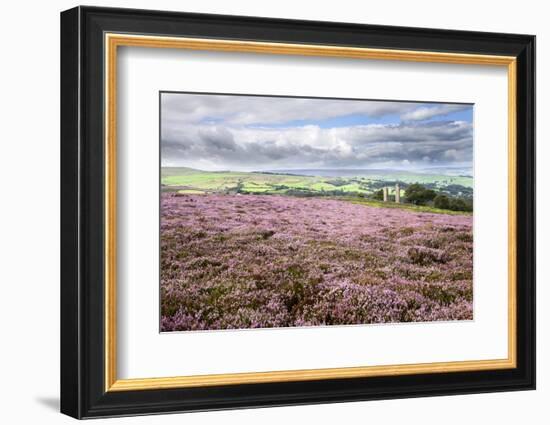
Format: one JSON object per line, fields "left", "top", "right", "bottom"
{"left": 372, "top": 183, "right": 472, "bottom": 212}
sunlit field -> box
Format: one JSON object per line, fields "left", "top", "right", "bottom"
{"left": 161, "top": 167, "right": 473, "bottom": 197}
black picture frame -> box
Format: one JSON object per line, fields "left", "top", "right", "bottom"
{"left": 61, "top": 5, "right": 535, "bottom": 419}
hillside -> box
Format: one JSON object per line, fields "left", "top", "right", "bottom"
{"left": 161, "top": 167, "right": 473, "bottom": 200}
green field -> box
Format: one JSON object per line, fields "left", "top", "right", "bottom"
{"left": 162, "top": 168, "right": 350, "bottom": 193}
{"left": 346, "top": 197, "right": 472, "bottom": 215}
{"left": 161, "top": 167, "right": 473, "bottom": 200}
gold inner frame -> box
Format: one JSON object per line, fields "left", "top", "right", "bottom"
{"left": 104, "top": 33, "right": 517, "bottom": 392}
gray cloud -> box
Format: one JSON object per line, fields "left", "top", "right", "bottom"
{"left": 161, "top": 93, "right": 471, "bottom": 126}
{"left": 161, "top": 93, "right": 473, "bottom": 171}
{"left": 162, "top": 121, "right": 472, "bottom": 170}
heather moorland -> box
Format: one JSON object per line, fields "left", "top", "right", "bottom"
{"left": 160, "top": 192, "right": 473, "bottom": 331}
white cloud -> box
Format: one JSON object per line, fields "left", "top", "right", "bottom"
{"left": 162, "top": 121, "right": 472, "bottom": 170}
{"left": 162, "top": 93, "right": 470, "bottom": 126}
{"left": 160, "top": 93, "right": 473, "bottom": 171}
{"left": 400, "top": 105, "right": 469, "bottom": 121}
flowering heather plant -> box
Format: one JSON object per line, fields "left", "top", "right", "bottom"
{"left": 160, "top": 193, "right": 473, "bottom": 331}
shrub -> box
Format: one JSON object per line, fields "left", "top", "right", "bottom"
{"left": 434, "top": 194, "right": 450, "bottom": 210}
{"left": 405, "top": 183, "right": 437, "bottom": 205}
{"left": 408, "top": 247, "right": 450, "bottom": 265}
{"left": 372, "top": 189, "right": 384, "bottom": 200}
{"left": 449, "top": 198, "right": 469, "bottom": 211}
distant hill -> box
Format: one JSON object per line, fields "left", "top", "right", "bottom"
{"left": 160, "top": 166, "right": 473, "bottom": 198}
{"left": 161, "top": 167, "right": 204, "bottom": 177}
{"left": 263, "top": 168, "right": 472, "bottom": 178}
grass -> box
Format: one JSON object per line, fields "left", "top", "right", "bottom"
{"left": 345, "top": 197, "right": 472, "bottom": 215}
{"left": 177, "top": 189, "right": 206, "bottom": 194}
{"left": 162, "top": 169, "right": 371, "bottom": 194}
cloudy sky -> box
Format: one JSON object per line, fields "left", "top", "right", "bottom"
{"left": 161, "top": 92, "right": 473, "bottom": 173}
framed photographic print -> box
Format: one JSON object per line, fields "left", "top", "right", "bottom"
{"left": 60, "top": 6, "right": 536, "bottom": 419}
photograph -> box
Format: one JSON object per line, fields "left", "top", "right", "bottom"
{"left": 160, "top": 92, "right": 475, "bottom": 332}
{"left": 58, "top": 5, "right": 536, "bottom": 419}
